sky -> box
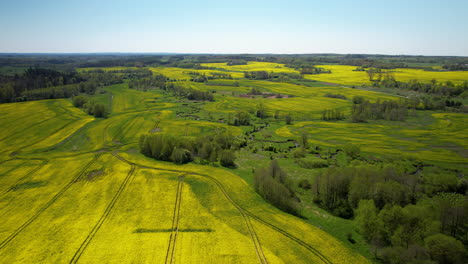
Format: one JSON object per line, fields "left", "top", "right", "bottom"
{"left": 1, "top": 0, "right": 467, "bottom": 56}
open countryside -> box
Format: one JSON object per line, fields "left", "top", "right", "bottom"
{"left": 1, "top": 0, "right": 468, "bottom": 263}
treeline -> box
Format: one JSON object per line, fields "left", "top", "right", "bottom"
{"left": 442, "top": 64, "right": 468, "bottom": 71}
{"left": 72, "top": 96, "right": 108, "bottom": 118}
{"left": 0, "top": 67, "right": 124, "bottom": 103}
{"left": 139, "top": 132, "right": 243, "bottom": 167}
{"left": 189, "top": 72, "right": 233, "bottom": 82}
{"left": 321, "top": 109, "right": 345, "bottom": 121}
{"left": 0, "top": 67, "right": 83, "bottom": 103}
{"left": 244, "top": 71, "right": 302, "bottom": 81}
{"left": 254, "top": 160, "right": 301, "bottom": 215}
{"left": 351, "top": 97, "right": 408, "bottom": 122}
{"left": 84, "top": 68, "right": 153, "bottom": 79}
{"left": 371, "top": 72, "right": 468, "bottom": 97}
{"left": 128, "top": 74, "right": 167, "bottom": 91}
{"left": 19, "top": 82, "right": 97, "bottom": 101}
{"left": 312, "top": 163, "right": 467, "bottom": 263}
{"left": 2, "top": 54, "right": 466, "bottom": 72}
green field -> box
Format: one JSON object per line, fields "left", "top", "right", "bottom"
{"left": 1, "top": 59, "right": 467, "bottom": 263}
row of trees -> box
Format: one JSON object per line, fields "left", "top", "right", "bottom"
{"left": 139, "top": 132, "right": 243, "bottom": 167}
{"left": 299, "top": 67, "right": 331, "bottom": 74}
{"left": 188, "top": 72, "right": 233, "bottom": 82}
{"left": 321, "top": 109, "right": 345, "bottom": 121}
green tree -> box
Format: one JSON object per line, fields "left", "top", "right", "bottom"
{"left": 356, "top": 199, "right": 380, "bottom": 241}
{"left": 424, "top": 233, "right": 466, "bottom": 264}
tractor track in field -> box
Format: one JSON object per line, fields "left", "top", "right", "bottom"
{"left": 0, "top": 153, "right": 102, "bottom": 251}
{"left": 29, "top": 119, "right": 96, "bottom": 154}
{"left": 69, "top": 163, "right": 136, "bottom": 264}
{"left": 0, "top": 159, "right": 49, "bottom": 196}
{"left": 0, "top": 114, "right": 59, "bottom": 142}
{"left": 0, "top": 160, "right": 26, "bottom": 178}
{"left": 111, "top": 153, "right": 332, "bottom": 264}
{"left": 0, "top": 109, "right": 51, "bottom": 124}
{"left": 164, "top": 175, "right": 185, "bottom": 264}
{"left": 113, "top": 153, "right": 269, "bottom": 263}
{"left": 1, "top": 119, "right": 79, "bottom": 157}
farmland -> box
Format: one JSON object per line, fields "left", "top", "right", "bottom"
{"left": 0, "top": 54, "right": 467, "bottom": 263}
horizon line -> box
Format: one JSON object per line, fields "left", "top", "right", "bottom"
{"left": 0, "top": 52, "right": 467, "bottom": 58}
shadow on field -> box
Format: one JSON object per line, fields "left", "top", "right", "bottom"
{"left": 134, "top": 228, "right": 214, "bottom": 233}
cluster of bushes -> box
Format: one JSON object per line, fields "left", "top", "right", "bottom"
{"left": 72, "top": 96, "right": 108, "bottom": 118}
{"left": 313, "top": 163, "right": 467, "bottom": 215}
{"left": 228, "top": 111, "right": 251, "bottom": 126}
{"left": 205, "top": 81, "right": 239, "bottom": 87}
{"left": 165, "top": 83, "right": 214, "bottom": 101}
{"left": 188, "top": 72, "right": 232, "bottom": 82}
{"left": 351, "top": 97, "right": 408, "bottom": 122}
{"left": 299, "top": 67, "right": 331, "bottom": 74}
{"left": 296, "top": 158, "right": 328, "bottom": 169}
{"left": 356, "top": 195, "right": 467, "bottom": 264}
{"left": 254, "top": 160, "right": 301, "bottom": 216}
{"left": 244, "top": 71, "right": 302, "bottom": 81}
{"left": 128, "top": 74, "right": 166, "bottom": 91}
{"left": 139, "top": 132, "right": 243, "bottom": 167}
{"left": 324, "top": 93, "right": 347, "bottom": 100}
{"left": 321, "top": 109, "right": 345, "bottom": 121}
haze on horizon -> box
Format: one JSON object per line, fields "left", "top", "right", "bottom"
{"left": 1, "top": 0, "right": 467, "bottom": 56}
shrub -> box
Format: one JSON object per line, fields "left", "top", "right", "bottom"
{"left": 296, "top": 158, "right": 328, "bottom": 169}
{"left": 72, "top": 96, "right": 87, "bottom": 107}
{"left": 298, "top": 179, "right": 312, "bottom": 190}
{"left": 219, "top": 150, "right": 236, "bottom": 168}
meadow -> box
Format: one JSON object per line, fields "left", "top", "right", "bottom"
{"left": 0, "top": 58, "right": 466, "bottom": 263}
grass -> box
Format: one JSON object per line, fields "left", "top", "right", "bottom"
{"left": 275, "top": 112, "right": 468, "bottom": 165}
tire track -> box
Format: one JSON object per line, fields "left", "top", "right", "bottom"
{"left": 0, "top": 160, "right": 25, "bottom": 178}
{"left": 165, "top": 175, "right": 185, "bottom": 264}
{"left": 0, "top": 159, "right": 49, "bottom": 196}
{"left": 0, "top": 114, "right": 58, "bottom": 142}
{"left": 1, "top": 119, "right": 78, "bottom": 157}
{"left": 113, "top": 153, "right": 269, "bottom": 264}
{"left": 0, "top": 153, "right": 102, "bottom": 250}
{"left": 69, "top": 163, "right": 136, "bottom": 264}
{"left": 198, "top": 174, "right": 268, "bottom": 264}
{"left": 113, "top": 153, "right": 332, "bottom": 263}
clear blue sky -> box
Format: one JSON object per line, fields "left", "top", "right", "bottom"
{"left": 1, "top": 0, "right": 467, "bottom": 55}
